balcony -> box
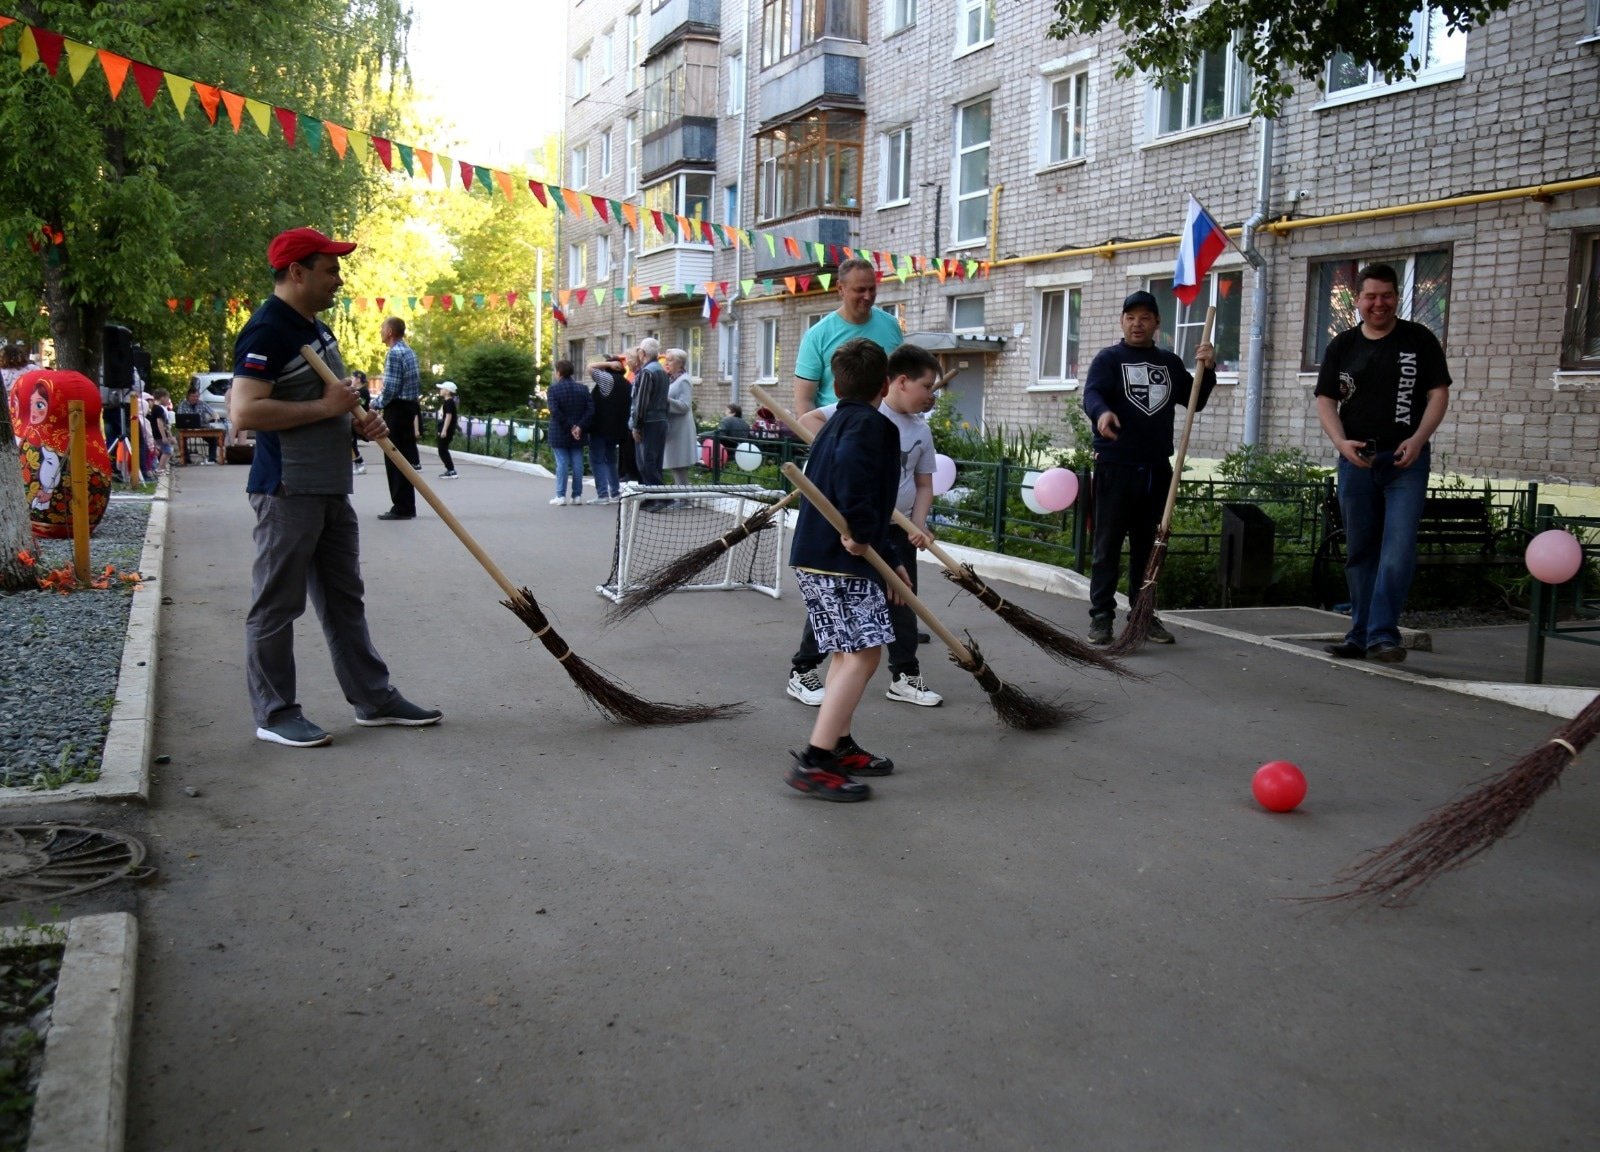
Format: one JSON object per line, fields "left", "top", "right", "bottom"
{"left": 647, "top": 0, "right": 719, "bottom": 55}
{"left": 752, "top": 216, "right": 854, "bottom": 277}
{"left": 642, "top": 120, "right": 716, "bottom": 183}
{"left": 635, "top": 244, "right": 715, "bottom": 300}
{"left": 758, "top": 50, "right": 863, "bottom": 126}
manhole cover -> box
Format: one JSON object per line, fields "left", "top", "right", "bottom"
{"left": 0, "top": 826, "right": 152, "bottom": 904}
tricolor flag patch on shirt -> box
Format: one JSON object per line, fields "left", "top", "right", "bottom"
{"left": 243, "top": 353, "right": 268, "bottom": 367}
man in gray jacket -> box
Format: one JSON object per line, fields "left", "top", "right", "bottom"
{"left": 629, "top": 337, "right": 671, "bottom": 508}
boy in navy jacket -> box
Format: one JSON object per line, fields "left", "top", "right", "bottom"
{"left": 786, "top": 339, "right": 905, "bottom": 802}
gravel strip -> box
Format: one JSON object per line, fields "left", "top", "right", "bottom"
{"left": 0, "top": 500, "right": 151, "bottom": 786}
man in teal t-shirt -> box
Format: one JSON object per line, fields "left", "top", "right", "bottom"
{"left": 794, "top": 256, "right": 904, "bottom": 414}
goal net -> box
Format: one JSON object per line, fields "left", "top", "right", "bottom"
{"left": 596, "top": 484, "right": 788, "bottom": 604}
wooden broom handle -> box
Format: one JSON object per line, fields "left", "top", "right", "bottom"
{"left": 1158, "top": 306, "right": 1216, "bottom": 532}
{"left": 780, "top": 462, "right": 973, "bottom": 664}
{"left": 749, "top": 382, "right": 969, "bottom": 572}
{"left": 300, "top": 345, "right": 525, "bottom": 605}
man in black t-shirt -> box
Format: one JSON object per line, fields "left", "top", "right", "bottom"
{"left": 1314, "top": 261, "right": 1451, "bottom": 663}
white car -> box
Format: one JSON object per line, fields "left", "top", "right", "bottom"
{"left": 189, "top": 372, "right": 233, "bottom": 423}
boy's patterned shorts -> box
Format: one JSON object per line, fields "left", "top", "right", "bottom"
{"left": 794, "top": 570, "right": 894, "bottom": 653}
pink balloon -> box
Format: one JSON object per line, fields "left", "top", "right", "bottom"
{"left": 1034, "top": 467, "right": 1079, "bottom": 512}
{"left": 932, "top": 454, "right": 957, "bottom": 496}
{"left": 1525, "top": 529, "right": 1584, "bottom": 585}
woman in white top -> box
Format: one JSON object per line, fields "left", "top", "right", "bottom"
{"left": 659, "top": 347, "right": 696, "bottom": 485}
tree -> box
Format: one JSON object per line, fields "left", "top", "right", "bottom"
{"left": 1047, "top": 0, "right": 1513, "bottom": 117}
{"left": 453, "top": 342, "right": 537, "bottom": 415}
{"left": 0, "top": 392, "right": 36, "bottom": 592}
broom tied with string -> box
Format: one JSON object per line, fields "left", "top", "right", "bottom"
{"left": 300, "top": 346, "right": 742, "bottom": 726}
{"left": 1314, "top": 691, "right": 1600, "bottom": 906}
{"left": 748, "top": 383, "right": 1131, "bottom": 678}
{"left": 1106, "top": 307, "right": 1217, "bottom": 657}
{"left": 604, "top": 488, "right": 802, "bottom": 623}
{"left": 780, "top": 463, "right": 1076, "bottom": 731}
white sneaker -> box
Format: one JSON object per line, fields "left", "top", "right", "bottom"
{"left": 786, "top": 668, "right": 825, "bottom": 707}
{"left": 354, "top": 463, "right": 366, "bottom": 475}
{"left": 550, "top": 496, "right": 567, "bottom": 505}
{"left": 886, "top": 673, "right": 942, "bottom": 707}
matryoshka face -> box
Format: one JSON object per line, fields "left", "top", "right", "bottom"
{"left": 28, "top": 385, "right": 48, "bottom": 425}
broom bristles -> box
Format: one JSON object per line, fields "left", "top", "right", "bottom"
{"left": 950, "top": 633, "right": 1083, "bottom": 730}
{"left": 943, "top": 564, "right": 1139, "bottom": 678}
{"left": 504, "top": 588, "right": 745, "bottom": 726}
{"left": 1105, "top": 532, "right": 1169, "bottom": 656}
{"left": 604, "top": 503, "right": 780, "bottom": 625}
{"left": 1317, "top": 692, "right": 1600, "bottom": 905}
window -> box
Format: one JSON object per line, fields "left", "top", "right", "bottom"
{"left": 1303, "top": 251, "right": 1451, "bottom": 370}
{"left": 805, "top": 312, "right": 827, "bottom": 331}
{"left": 567, "top": 242, "right": 588, "bottom": 288}
{"left": 755, "top": 112, "right": 864, "bottom": 224}
{"left": 643, "top": 40, "right": 720, "bottom": 135}
{"left": 1155, "top": 38, "right": 1250, "bottom": 135}
{"left": 625, "top": 117, "right": 639, "bottom": 195}
{"left": 623, "top": 225, "right": 637, "bottom": 284}
{"left": 600, "top": 129, "right": 613, "bottom": 180}
{"left": 570, "top": 144, "right": 589, "bottom": 189}
{"left": 718, "top": 322, "right": 738, "bottom": 377}
{"left": 1591, "top": 0, "right": 1600, "bottom": 36}
{"left": 595, "top": 335, "right": 609, "bottom": 361}
{"left": 723, "top": 183, "right": 739, "bottom": 225}
{"left": 601, "top": 26, "right": 615, "bottom": 78}
{"left": 761, "top": 0, "right": 865, "bottom": 69}
{"left": 567, "top": 339, "right": 584, "bottom": 366}
{"left": 571, "top": 48, "right": 591, "bottom": 99}
{"left": 1562, "top": 233, "right": 1600, "bottom": 370}
{"left": 880, "top": 126, "right": 911, "bottom": 206}
{"left": 886, "top": 0, "right": 916, "bottom": 34}
{"left": 951, "top": 295, "right": 984, "bottom": 333}
{"left": 957, "top": 0, "right": 993, "bottom": 52}
{"left": 596, "top": 235, "right": 612, "bottom": 281}
{"left": 758, "top": 317, "right": 781, "bottom": 379}
{"left": 727, "top": 52, "right": 745, "bottom": 115}
{"left": 953, "top": 98, "right": 991, "bottom": 246}
{"left": 1328, "top": 4, "right": 1466, "bottom": 97}
{"left": 642, "top": 172, "right": 714, "bottom": 251}
{"left": 1037, "top": 288, "right": 1082, "bottom": 385}
{"left": 677, "top": 325, "right": 704, "bottom": 378}
{"left": 1145, "top": 271, "right": 1244, "bottom": 372}
{"left": 626, "top": 9, "right": 641, "bottom": 91}
{"left": 1045, "top": 70, "right": 1088, "bottom": 165}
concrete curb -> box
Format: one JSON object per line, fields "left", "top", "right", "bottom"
{"left": 21, "top": 912, "right": 138, "bottom": 1152}
{"left": 416, "top": 443, "right": 552, "bottom": 479}
{"left": 1, "top": 477, "right": 169, "bottom": 807}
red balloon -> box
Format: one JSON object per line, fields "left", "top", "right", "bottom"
{"left": 1252, "top": 761, "right": 1307, "bottom": 812}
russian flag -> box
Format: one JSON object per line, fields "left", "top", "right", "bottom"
{"left": 1173, "top": 196, "right": 1229, "bottom": 306}
{"left": 702, "top": 293, "right": 721, "bottom": 329}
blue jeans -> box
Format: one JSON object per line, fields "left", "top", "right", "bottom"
{"left": 1337, "top": 445, "right": 1429, "bottom": 650}
{"left": 589, "top": 436, "right": 620, "bottom": 498}
{"left": 552, "top": 444, "right": 585, "bottom": 500}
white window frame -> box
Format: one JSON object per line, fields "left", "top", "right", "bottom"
{"left": 596, "top": 234, "right": 612, "bottom": 282}
{"left": 567, "top": 338, "right": 585, "bottom": 367}
{"left": 572, "top": 47, "right": 592, "bottom": 100}
{"left": 723, "top": 183, "right": 739, "bottom": 226}
{"left": 885, "top": 0, "right": 916, "bottom": 36}
{"left": 717, "top": 321, "right": 738, "bottom": 380}
{"left": 1035, "top": 286, "right": 1082, "bottom": 389}
{"left": 1590, "top": 0, "right": 1600, "bottom": 38}
{"left": 758, "top": 317, "right": 780, "bottom": 381}
{"left": 1043, "top": 69, "right": 1088, "bottom": 168}
{"left": 567, "top": 242, "right": 587, "bottom": 289}
{"left": 727, "top": 52, "right": 745, "bottom": 115}
{"left": 950, "top": 294, "right": 985, "bottom": 334}
{"left": 622, "top": 225, "right": 637, "bottom": 286}
{"left": 880, "top": 125, "right": 912, "bottom": 208}
{"left": 952, "top": 98, "right": 991, "bottom": 249}
{"left": 1322, "top": 4, "right": 1468, "bottom": 106}
{"left": 956, "top": 0, "right": 993, "bottom": 55}
{"left": 678, "top": 325, "right": 705, "bottom": 379}
{"left": 1302, "top": 249, "right": 1452, "bottom": 370}
{"left": 1152, "top": 36, "right": 1251, "bottom": 138}
{"left": 600, "top": 129, "right": 613, "bottom": 180}
{"left": 624, "top": 117, "right": 639, "bottom": 195}
{"left": 570, "top": 143, "right": 589, "bottom": 190}
{"left": 600, "top": 26, "right": 615, "bottom": 79}
{"left": 595, "top": 334, "right": 609, "bottom": 361}
{"left": 626, "top": 9, "right": 641, "bottom": 92}
{"left": 1144, "top": 269, "right": 1244, "bottom": 374}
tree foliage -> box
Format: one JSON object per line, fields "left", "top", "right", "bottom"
{"left": 452, "top": 341, "right": 537, "bottom": 415}
{"left": 1047, "top": 0, "right": 1513, "bottom": 117}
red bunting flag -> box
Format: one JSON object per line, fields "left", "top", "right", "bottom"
{"left": 650, "top": 210, "right": 666, "bottom": 236}
{"left": 440, "top": 295, "right": 454, "bottom": 310}
{"left": 506, "top": 292, "right": 518, "bottom": 308}
{"left": 375, "top": 297, "right": 386, "bottom": 311}
{"left": 591, "top": 196, "right": 610, "bottom": 223}
{"left": 372, "top": 137, "right": 393, "bottom": 170}
{"left": 797, "top": 275, "right": 812, "bottom": 293}
{"left": 459, "top": 162, "right": 474, "bottom": 190}
{"left": 529, "top": 181, "right": 548, "bottom": 207}
{"left": 274, "top": 106, "right": 297, "bottom": 147}
{"left": 575, "top": 289, "right": 588, "bottom": 306}
{"left": 648, "top": 285, "right": 662, "bottom": 300}
{"left": 131, "top": 61, "right": 163, "bottom": 108}
{"left": 31, "top": 28, "right": 65, "bottom": 75}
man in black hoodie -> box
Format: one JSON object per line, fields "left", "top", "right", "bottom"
{"left": 1081, "top": 291, "right": 1216, "bottom": 646}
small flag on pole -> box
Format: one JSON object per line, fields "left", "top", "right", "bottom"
{"left": 702, "top": 293, "right": 721, "bottom": 329}
{"left": 551, "top": 304, "right": 568, "bottom": 327}
{"left": 1173, "top": 195, "right": 1229, "bottom": 306}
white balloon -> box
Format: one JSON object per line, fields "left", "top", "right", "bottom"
{"left": 491, "top": 420, "right": 510, "bottom": 437}
{"left": 514, "top": 425, "right": 534, "bottom": 443}
{"left": 734, "top": 442, "right": 763, "bottom": 471}
{"left": 468, "top": 418, "right": 486, "bottom": 437}
{"left": 932, "top": 454, "right": 958, "bottom": 496}
{"left": 1020, "top": 470, "right": 1047, "bottom": 515}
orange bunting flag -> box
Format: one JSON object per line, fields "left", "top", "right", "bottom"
{"left": 416, "top": 149, "right": 434, "bottom": 182}
{"left": 784, "top": 277, "right": 798, "bottom": 294}
{"left": 0, "top": 17, "right": 12, "bottom": 30}
{"left": 98, "top": 51, "right": 131, "bottom": 99}
{"left": 420, "top": 295, "right": 434, "bottom": 310}
{"left": 131, "top": 61, "right": 163, "bottom": 108}
{"left": 783, "top": 236, "right": 802, "bottom": 259}
{"left": 561, "top": 187, "right": 585, "bottom": 217}
{"left": 558, "top": 290, "right": 572, "bottom": 307}
{"left": 621, "top": 202, "right": 639, "bottom": 230}
{"left": 219, "top": 89, "right": 245, "bottom": 131}
{"left": 494, "top": 169, "right": 515, "bottom": 202}
{"left": 167, "top": 299, "right": 178, "bottom": 312}
{"left": 324, "top": 120, "right": 348, "bottom": 158}
{"left": 193, "top": 82, "right": 221, "bottom": 124}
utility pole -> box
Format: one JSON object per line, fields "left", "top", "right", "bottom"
{"left": 534, "top": 246, "right": 544, "bottom": 374}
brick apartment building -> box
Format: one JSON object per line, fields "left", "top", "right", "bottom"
{"left": 561, "top": 0, "right": 1600, "bottom": 483}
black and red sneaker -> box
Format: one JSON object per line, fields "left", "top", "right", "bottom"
{"left": 785, "top": 752, "right": 872, "bottom": 802}
{"left": 833, "top": 737, "right": 894, "bottom": 777}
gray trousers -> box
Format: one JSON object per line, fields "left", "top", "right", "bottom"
{"left": 246, "top": 493, "right": 397, "bottom": 727}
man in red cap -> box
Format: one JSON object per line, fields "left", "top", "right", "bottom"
{"left": 229, "top": 227, "right": 442, "bottom": 748}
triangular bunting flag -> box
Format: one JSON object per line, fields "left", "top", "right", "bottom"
{"left": 575, "top": 289, "right": 588, "bottom": 306}
{"left": 819, "top": 273, "right": 833, "bottom": 290}
{"left": 274, "top": 106, "right": 298, "bottom": 147}
{"left": 613, "top": 287, "right": 625, "bottom": 303}
{"left": 31, "top": 28, "right": 65, "bottom": 75}
{"left": 64, "top": 39, "right": 96, "bottom": 84}
{"left": 529, "top": 181, "right": 549, "bottom": 207}
{"left": 764, "top": 233, "right": 776, "bottom": 257}
{"left": 164, "top": 73, "right": 193, "bottom": 116}
{"left": 761, "top": 278, "right": 775, "bottom": 293}
{"left": 809, "top": 242, "right": 826, "bottom": 263}
{"left": 375, "top": 297, "right": 386, "bottom": 311}
{"left": 548, "top": 184, "right": 568, "bottom": 213}
{"left": 193, "top": 82, "right": 221, "bottom": 124}
{"left": 167, "top": 299, "right": 179, "bottom": 312}
{"left": 420, "top": 295, "right": 434, "bottom": 309}
{"left": 347, "top": 130, "right": 370, "bottom": 159}
{"left": 417, "top": 149, "right": 434, "bottom": 182}
{"left": 355, "top": 298, "right": 368, "bottom": 312}
{"left": 494, "top": 170, "right": 515, "bottom": 202}
{"left": 561, "top": 187, "right": 586, "bottom": 217}
{"left": 324, "top": 120, "right": 349, "bottom": 158}
{"left": 299, "top": 113, "right": 323, "bottom": 154}
{"left": 0, "top": 17, "right": 12, "bottom": 31}
{"left": 373, "top": 137, "right": 394, "bottom": 170}
{"left": 183, "top": 298, "right": 195, "bottom": 313}
{"left": 132, "top": 62, "right": 164, "bottom": 108}
{"left": 244, "top": 98, "right": 271, "bottom": 135}
{"left": 663, "top": 214, "right": 681, "bottom": 239}
{"left": 396, "top": 143, "right": 414, "bottom": 176}
{"left": 783, "top": 236, "right": 802, "bottom": 259}
{"left": 621, "top": 202, "right": 639, "bottom": 230}
{"left": 440, "top": 295, "right": 454, "bottom": 310}
{"left": 609, "top": 199, "right": 625, "bottom": 225}
{"left": 98, "top": 51, "right": 131, "bottom": 99}
{"left": 719, "top": 281, "right": 730, "bottom": 297}
{"left": 3, "top": 302, "right": 16, "bottom": 317}
{"left": 220, "top": 89, "right": 245, "bottom": 131}
{"left": 965, "top": 260, "right": 979, "bottom": 278}
{"left": 473, "top": 165, "right": 492, "bottom": 193}
{"left": 506, "top": 292, "right": 518, "bottom": 308}
{"left": 784, "top": 277, "right": 798, "bottom": 294}
{"left": 741, "top": 278, "right": 755, "bottom": 296}
{"left": 649, "top": 209, "right": 666, "bottom": 235}
{"left": 797, "top": 275, "right": 812, "bottom": 293}
{"left": 474, "top": 294, "right": 486, "bottom": 309}
{"left": 700, "top": 220, "right": 716, "bottom": 243}
{"left": 18, "top": 29, "right": 39, "bottom": 72}
{"left": 340, "top": 298, "right": 352, "bottom": 312}
{"left": 590, "top": 196, "right": 610, "bottom": 223}
{"left": 558, "top": 290, "right": 571, "bottom": 307}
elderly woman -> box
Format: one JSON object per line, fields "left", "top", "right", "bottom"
{"left": 660, "top": 347, "right": 695, "bottom": 486}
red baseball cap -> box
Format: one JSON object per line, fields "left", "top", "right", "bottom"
{"left": 267, "top": 227, "right": 357, "bottom": 271}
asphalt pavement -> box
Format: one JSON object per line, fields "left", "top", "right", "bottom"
{"left": 123, "top": 458, "right": 1600, "bottom": 1151}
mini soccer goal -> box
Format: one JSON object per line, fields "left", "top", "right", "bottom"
{"left": 596, "top": 484, "right": 788, "bottom": 604}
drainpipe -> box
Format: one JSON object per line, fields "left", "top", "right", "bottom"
{"left": 729, "top": 0, "right": 750, "bottom": 408}
{"left": 1240, "top": 117, "right": 1273, "bottom": 448}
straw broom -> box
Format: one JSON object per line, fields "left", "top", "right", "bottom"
{"left": 749, "top": 383, "right": 1130, "bottom": 676}
{"left": 301, "top": 346, "right": 742, "bottom": 726}
{"left": 1316, "top": 691, "right": 1600, "bottom": 905}
{"left": 604, "top": 488, "right": 803, "bottom": 623}
{"left": 781, "top": 463, "right": 1076, "bottom": 730}
{"left": 1106, "top": 307, "right": 1216, "bottom": 656}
